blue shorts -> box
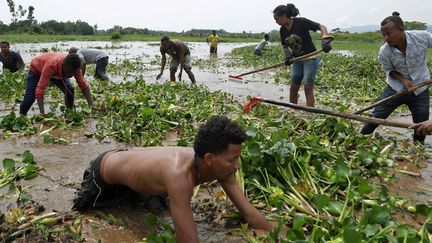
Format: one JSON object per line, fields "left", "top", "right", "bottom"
{"left": 291, "top": 57, "right": 320, "bottom": 86}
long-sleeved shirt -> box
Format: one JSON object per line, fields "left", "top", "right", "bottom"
{"left": 29, "top": 53, "right": 89, "bottom": 99}
{"left": 0, "top": 50, "right": 24, "bottom": 73}
{"left": 379, "top": 30, "right": 432, "bottom": 96}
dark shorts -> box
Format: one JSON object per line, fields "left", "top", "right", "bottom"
{"left": 95, "top": 56, "right": 109, "bottom": 81}
{"left": 210, "top": 46, "right": 217, "bottom": 54}
{"left": 72, "top": 149, "right": 168, "bottom": 212}
{"left": 254, "top": 49, "right": 262, "bottom": 56}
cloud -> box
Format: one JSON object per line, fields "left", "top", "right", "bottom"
{"left": 334, "top": 13, "right": 354, "bottom": 28}
{"left": 369, "top": 8, "right": 380, "bottom": 14}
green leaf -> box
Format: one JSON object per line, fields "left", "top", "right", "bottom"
{"left": 358, "top": 180, "right": 373, "bottom": 195}
{"left": 245, "top": 125, "right": 258, "bottom": 137}
{"left": 328, "top": 217, "right": 342, "bottom": 228}
{"left": 371, "top": 206, "right": 389, "bottom": 225}
{"left": 292, "top": 215, "right": 308, "bottom": 230}
{"left": 144, "top": 213, "right": 158, "bottom": 227}
{"left": 286, "top": 229, "right": 306, "bottom": 241}
{"left": 324, "top": 200, "right": 344, "bottom": 216}
{"left": 247, "top": 142, "right": 261, "bottom": 157}
{"left": 141, "top": 107, "right": 155, "bottom": 118}
{"left": 364, "top": 224, "right": 380, "bottom": 237}
{"left": 21, "top": 150, "right": 35, "bottom": 164}
{"left": 336, "top": 163, "right": 350, "bottom": 178}
{"left": 415, "top": 204, "right": 432, "bottom": 219}
{"left": 314, "top": 194, "right": 329, "bottom": 211}
{"left": 18, "top": 193, "right": 31, "bottom": 203}
{"left": 343, "top": 228, "right": 362, "bottom": 243}
{"left": 311, "top": 226, "right": 329, "bottom": 241}
{"left": 395, "top": 224, "right": 418, "bottom": 239}
{"left": 2, "top": 158, "right": 16, "bottom": 172}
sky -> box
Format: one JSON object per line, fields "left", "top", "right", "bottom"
{"left": 1, "top": 0, "right": 432, "bottom": 32}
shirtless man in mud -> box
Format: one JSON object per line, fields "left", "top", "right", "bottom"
{"left": 73, "top": 116, "right": 272, "bottom": 242}
{"left": 156, "top": 36, "right": 197, "bottom": 84}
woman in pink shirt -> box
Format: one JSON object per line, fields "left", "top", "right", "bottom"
{"left": 19, "top": 53, "right": 94, "bottom": 115}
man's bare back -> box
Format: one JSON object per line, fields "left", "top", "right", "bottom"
{"left": 102, "top": 147, "right": 196, "bottom": 196}
{"left": 73, "top": 116, "right": 272, "bottom": 242}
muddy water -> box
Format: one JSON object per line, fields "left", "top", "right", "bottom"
{"left": 10, "top": 41, "right": 299, "bottom": 102}
{"left": 1, "top": 42, "right": 432, "bottom": 242}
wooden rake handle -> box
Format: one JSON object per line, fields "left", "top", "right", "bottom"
{"left": 231, "top": 49, "right": 323, "bottom": 78}
{"left": 354, "top": 80, "right": 432, "bottom": 115}
{"left": 244, "top": 97, "right": 414, "bottom": 129}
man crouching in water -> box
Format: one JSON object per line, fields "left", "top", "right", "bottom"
{"left": 73, "top": 115, "right": 273, "bottom": 242}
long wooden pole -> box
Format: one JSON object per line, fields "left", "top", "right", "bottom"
{"left": 229, "top": 49, "right": 323, "bottom": 79}
{"left": 354, "top": 80, "right": 432, "bottom": 115}
{"left": 258, "top": 98, "right": 413, "bottom": 128}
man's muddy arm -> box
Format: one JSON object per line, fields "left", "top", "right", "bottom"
{"left": 157, "top": 53, "right": 167, "bottom": 80}
{"left": 221, "top": 176, "right": 273, "bottom": 230}
{"left": 178, "top": 47, "right": 185, "bottom": 80}
{"left": 167, "top": 178, "right": 199, "bottom": 243}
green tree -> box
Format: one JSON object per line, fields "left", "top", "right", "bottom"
{"left": 0, "top": 21, "right": 9, "bottom": 34}
{"left": 7, "top": 0, "right": 32, "bottom": 24}
{"left": 27, "top": 6, "right": 35, "bottom": 24}
{"left": 17, "top": 4, "right": 26, "bottom": 19}
{"left": 269, "top": 30, "right": 280, "bottom": 42}
{"left": 7, "top": 0, "right": 17, "bottom": 23}
{"left": 404, "top": 21, "right": 427, "bottom": 30}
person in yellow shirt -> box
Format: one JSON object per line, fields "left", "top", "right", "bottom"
{"left": 206, "top": 30, "right": 219, "bottom": 54}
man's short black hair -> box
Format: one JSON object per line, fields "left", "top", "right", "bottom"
{"left": 0, "top": 41, "right": 10, "bottom": 47}
{"left": 161, "top": 36, "right": 170, "bottom": 42}
{"left": 194, "top": 116, "right": 247, "bottom": 158}
{"left": 63, "top": 53, "right": 81, "bottom": 69}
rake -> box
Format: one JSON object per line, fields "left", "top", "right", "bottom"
{"left": 354, "top": 79, "right": 432, "bottom": 114}
{"left": 243, "top": 96, "right": 414, "bottom": 129}
{"left": 228, "top": 49, "right": 323, "bottom": 81}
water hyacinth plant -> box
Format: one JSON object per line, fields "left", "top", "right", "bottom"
{"left": 0, "top": 150, "right": 39, "bottom": 189}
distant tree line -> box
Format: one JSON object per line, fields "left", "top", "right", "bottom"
{"left": 1, "top": 0, "right": 268, "bottom": 39}
{"left": 331, "top": 21, "right": 429, "bottom": 34}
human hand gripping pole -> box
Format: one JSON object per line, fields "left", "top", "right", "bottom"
{"left": 243, "top": 96, "right": 414, "bottom": 129}
{"left": 321, "top": 34, "right": 334, "bottom": 53}
{"left": 284, "top": 50, "right": 294, "bottom": 66}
